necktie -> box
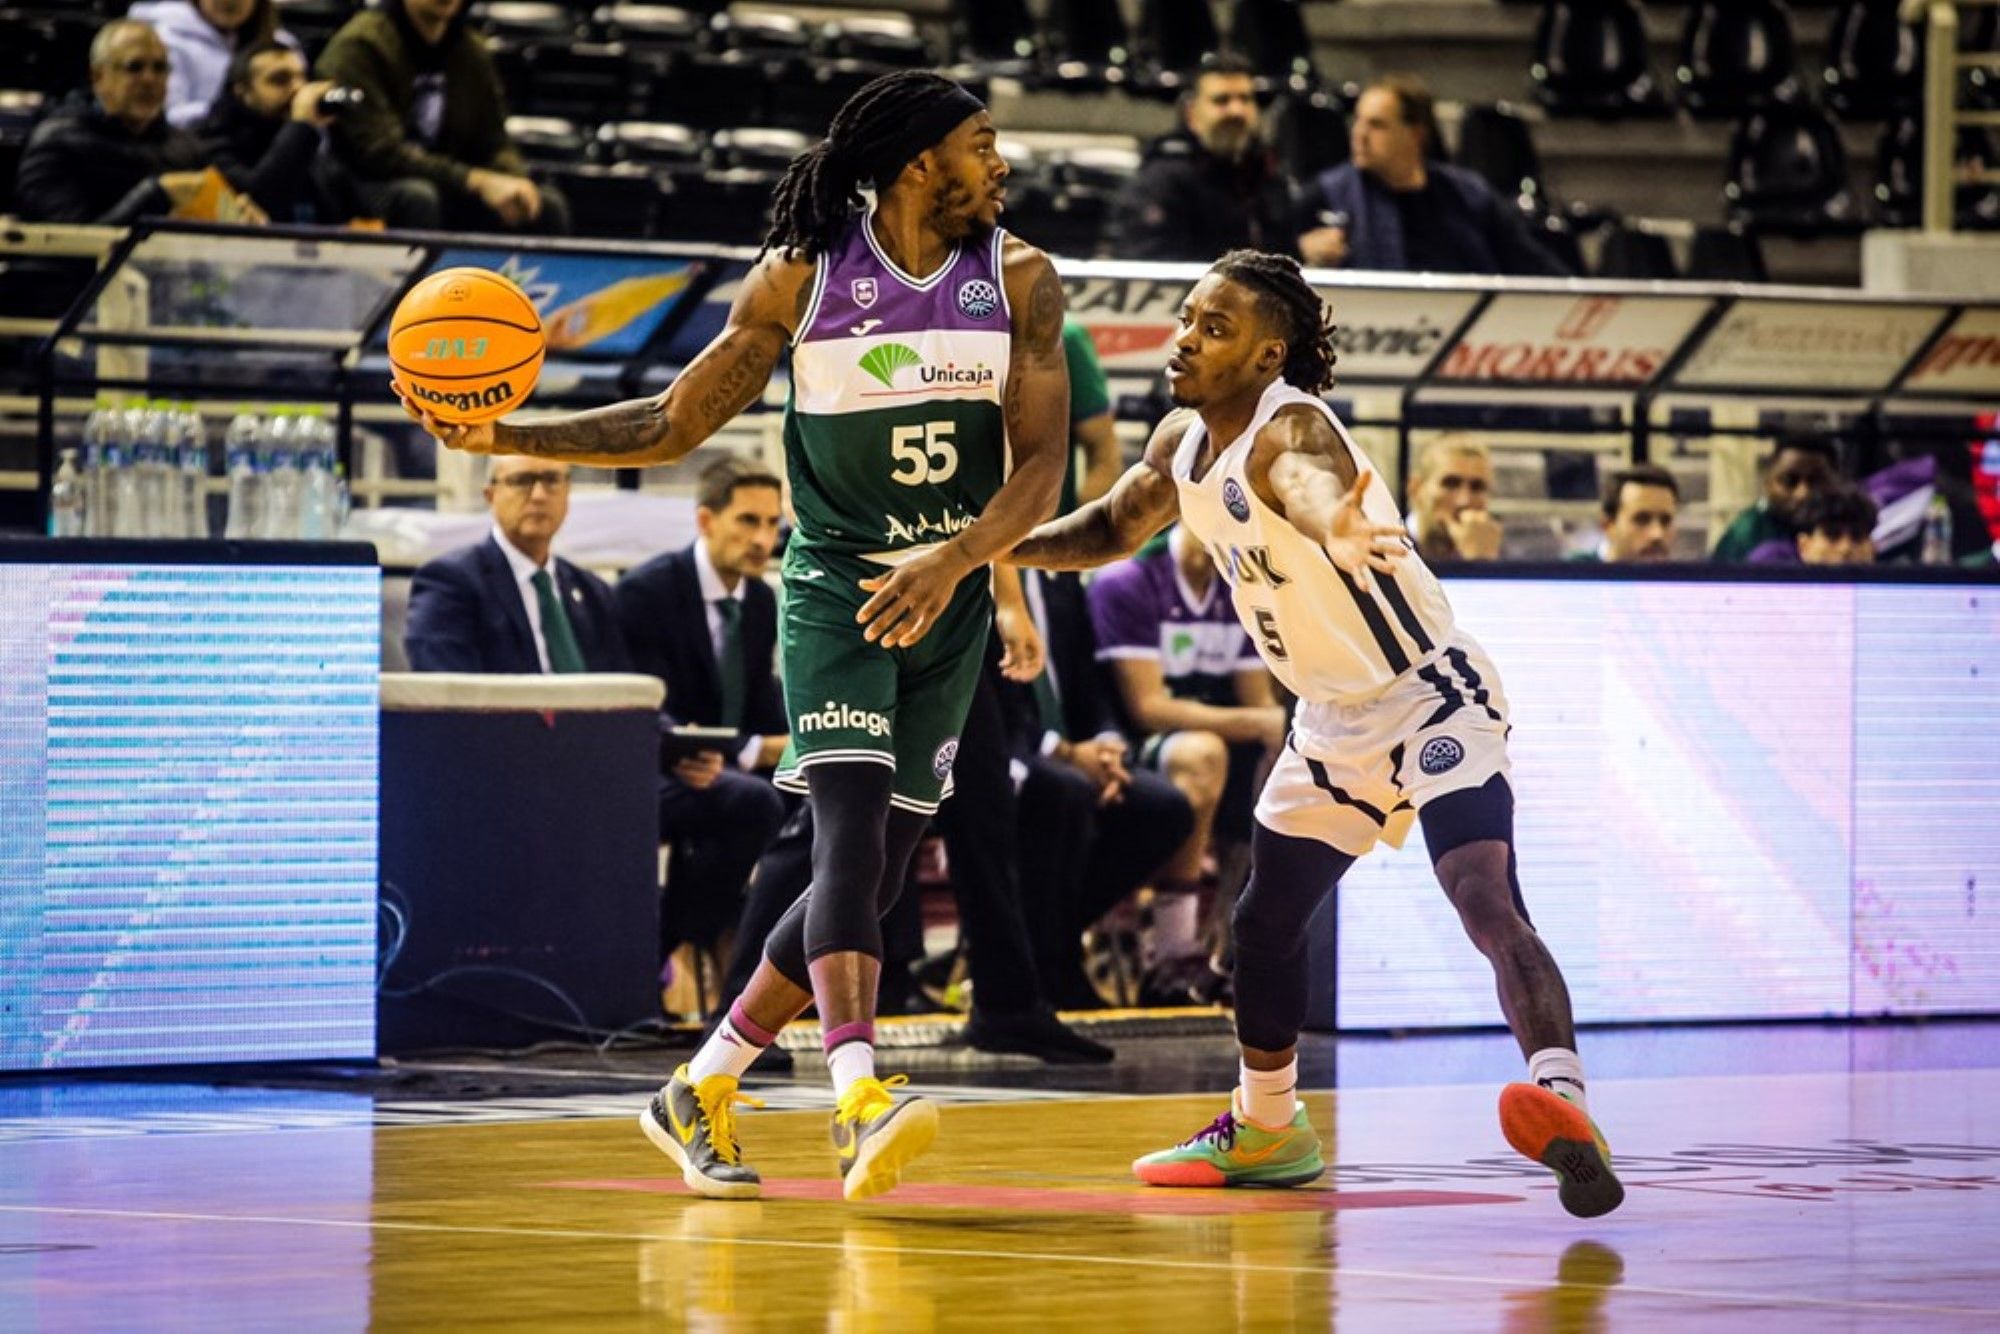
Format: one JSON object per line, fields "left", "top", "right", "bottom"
{"left": 1030, "top": 664, "right": 1063, "bottom": 736}
{"left": 716, "top": 596, "right": 745, "bottom": 729}
{"left": 531, "top": 567, "right": 586, "bottom": 673}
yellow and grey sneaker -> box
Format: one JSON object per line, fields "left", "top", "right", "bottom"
{"left": 640, "top": 1064, "right": 764, "bottom": 1200}
{"left": 830, "top": 1075, "right": 938, "bottom": 1203}
{"left": 1499, "top": 1081, "right": 1624, "bottom": 1218}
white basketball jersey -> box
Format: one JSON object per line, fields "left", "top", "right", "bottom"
{"left": 1171, "top": 380, "right": 1456, "bottom": 703}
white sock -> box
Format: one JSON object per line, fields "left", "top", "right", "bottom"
{"left": 1528, "top": 1047, "right": 1588, "bottom": 1112}
{"left": 1149, "top": 891, "right": 1201, "bottom": 963}
{"left": 687, "top": 1016, "right": 763, "bottom": 1084}
{"left": 1238, "top": 1058, "right": 1299, "bottom": 1128}
{"left": 827, "top": 1041, "right": 877, "bottom": 1098}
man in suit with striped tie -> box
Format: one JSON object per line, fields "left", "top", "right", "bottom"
{"left": 404, "top": 455, "right": 629, "bottom": 674}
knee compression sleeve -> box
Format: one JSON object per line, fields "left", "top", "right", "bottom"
{"left": 1231, "top": 822, "right": 1354, "bottom": 1053}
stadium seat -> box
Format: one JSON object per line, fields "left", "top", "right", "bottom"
{"left": 813, "top": 16, "right": 928, "bottom": 70}
{"left": 537, "top": 162, "right": 661, "bottom": 239}
{"left": 1872, "top": 113, "right": 2000, "bottom": 230}
{"left": 1822, "top": 0, "right": 1922, "bottom": 121}
{"left": 708, "top": 127, "right": 809, "bottom": 175}
{"left": 0, "top": 88, "right": 44, "bottom": 217}
{"left": 1724, "top": 103, "right": 1867, "bottom": 235}
{"left": 950, "top": 0, "right": 1043, "bottom": 81}
{"left": 0, "top": 8, "right": 95, "bottom": 95}
{"left": 1230, "top": 0, "right": 1319, "bottom": 93}
{"left": 470, "top": 2, "right": 579, "bottom": 45}
{"left": 1267, "top": 88, "right": 1350, "bottom": 182}
{"left": 1457, "top": 103, "right": 1555, "bottom": 219}
{"left": 596, "top": 4, "right": 705, "bottom": 53}
{"left": 599, "top": 119, "right": 704, "bottom": 169}
{"left": 1674, "top": 0, "right": 1803, "bottom": 119}
{"left": 506, "top": 114, "right": 590, "bottom": 165}
{"left": 643, "top": 51, "right": 771, "bottom": 130}
{"left": 1530, "top": 0, "right": 1667, "bottom": 118}
{"left": 1686, "top": 222, "right": 1769, "bottom": 282}
{"left": 765, "top": 59, "right": 885, "bottom": 135}
{"left": 998, "top": 179, "right": 1108, "bottom": 261}
{"left": 706, "top": 11, "right": 810, "bottom": 59}
{"left": 1045, "top": 0, "right": 1133, "bottom": 92}
{"left": 1594, "top": 222, "right": 1679, "bottom": 279}
{"left": 656, "top": 164, "right": 778, "bottom": 243}
{"left": 1135, "top": 0, "right": 1221, "bottom": 98}
{"left": 519, "top": 40, "right": 635, "bottom": 122}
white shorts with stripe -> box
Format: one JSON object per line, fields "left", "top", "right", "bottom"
{"left": 1254, "top": 630, "right": 1513, "bottom": 858}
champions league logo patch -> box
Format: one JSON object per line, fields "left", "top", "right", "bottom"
{"left": 1419, "top": 737, "right": 1465, "bottom": 776}
{"left": 852, "top": 277, "right": 877, "bottom": 309}
{"left": 1223, "top": 478, "right": 1251, "bottom": 521}
{"left": 932, "top": 737, "right": 960, "bottom": 779}
{"left": 957, "top": 279, "right": 999, "bottom": 320}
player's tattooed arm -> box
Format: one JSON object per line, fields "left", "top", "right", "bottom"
{"left": 1248, "top": 405, "right": 1408, "bottom": 576}
{"left": 481, "top": 253, "right": 813, "bottom": 468}
{"left": 1010, "top": 411, "right": 1188, "bottom": 570}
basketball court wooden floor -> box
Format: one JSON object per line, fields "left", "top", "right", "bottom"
{"left": 2, "top": 1053, "right": 1997, "bottom": 1331}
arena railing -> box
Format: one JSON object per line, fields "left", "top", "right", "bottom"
{"left": 7, "top": 219, "right": 1998, "bottom": 549}
{"left": 1909, "top": 0, "right": 2000, "bottom": 232}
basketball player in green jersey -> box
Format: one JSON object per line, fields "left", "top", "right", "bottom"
{"left": 401, "top": 72, "right": 1069, "bottom": 1202}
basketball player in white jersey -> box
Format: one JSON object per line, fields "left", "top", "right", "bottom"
{"left": 1008, "top": 250, "right": 1622, "bottom": 1217}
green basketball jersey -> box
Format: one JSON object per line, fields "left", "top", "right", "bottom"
{"left": 784, "top": 215, "right": 1013, "bottom": 561}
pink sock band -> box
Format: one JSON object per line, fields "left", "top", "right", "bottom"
{"left": 821, "top": 1021, "right": 875, "bottom": 1053}
{"left": 727, "top": 999, "right": 778, "bottom": 1048}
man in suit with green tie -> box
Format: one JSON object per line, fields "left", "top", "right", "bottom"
{"left": 404, "top": 455, "right": 631, "bottom": 674}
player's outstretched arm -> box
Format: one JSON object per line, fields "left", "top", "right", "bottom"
{"left": 1009, "top": 411, "right": 1188, "bottom": 571}
{"left": 857, "top": 240, "right": 1070, "bottom": 647}
{"left": 1248, "top": 405, "right": 1408, "bottom": 577}
{"left": 402, "top": 253, "right": 813, "bottom": 468}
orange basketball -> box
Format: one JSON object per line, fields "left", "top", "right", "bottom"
{"left": 389, "top": 267, "right": 545, "bottom": 425}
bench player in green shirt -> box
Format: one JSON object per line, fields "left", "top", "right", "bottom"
{"left": 402, "top": 72, "right": 1070, "bottom": 1202}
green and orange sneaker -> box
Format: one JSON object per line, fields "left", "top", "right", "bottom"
{"left": 831, "top": 1075, "right": 939, "bottom": 1204}
{"left": 1133, "top": 1092, "right": 1324, "bottom": 1188}
{"left": 1499, "top": 1081, "right": 1625, "bottom": 1218}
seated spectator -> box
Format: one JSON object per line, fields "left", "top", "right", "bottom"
{"left": 128, "top": 0, "right": 299, "bottom": 128}
{"left": 1407, "top": 433, "right": 1504, "bottom": 563}
{"left": 615, "top": 458, "right": 790, "bottom": 968}
{"left": 1712, "top": 438, "right": 1837, "bottom": 563}
{"left": 198, "top": 39, "right": 357, "bottom": 224}
{"left": 1750, "top": 484, "right": 1879, "bottom": 565}
{"left": 1582, "top": 463, "right": 1680, "bottom": 562}
{"left": 316, "top": 0, "right": 570, "bottom": 234}
{"left": 1104, "top": 53, "right": 1299, "bottom": 262}
{"left": 1296, "top": 74, "right": 1570, "bottom": 276}
{"left": 1089, "top": 523, "right": 1280, "bottom": 1002}
{"left": 1007, "top": 567, "right": 1195, "bottom": 1011}
{"left": 404, "top": 456, "right": 629, "bottom": 673}
{"left": 14, "top": 18, "right": 263, "bottom": 225}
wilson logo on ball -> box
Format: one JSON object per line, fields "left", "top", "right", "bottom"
{"left": 409, "top": 379, "right": 516, "bottom": 413}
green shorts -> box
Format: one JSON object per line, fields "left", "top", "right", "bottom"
{"left": 773, "top": 544, "right": 992, "bottom": 815}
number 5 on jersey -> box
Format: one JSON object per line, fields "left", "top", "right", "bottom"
{"left": 890, "top": 421, "right": 959, "bottom": 486}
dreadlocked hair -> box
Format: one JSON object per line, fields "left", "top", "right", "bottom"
{"left": 1210, "top": 249, "right": 1340, "bottom": 394}
{"left": 761, "top": 70, "right": 970, "bottom": 261}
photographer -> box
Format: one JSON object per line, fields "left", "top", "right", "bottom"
{"left": 198, "top": 38, "right": 360, "bottom": 224}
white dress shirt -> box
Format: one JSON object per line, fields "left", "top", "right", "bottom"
{"left": 693, "top": 541, "right": 764, "bottom": 770}
{"left": 493, "top": 523, "right": 560, "bottom": 674}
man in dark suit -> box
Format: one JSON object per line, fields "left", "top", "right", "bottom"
{"left": 1004, "top": 570, "right": 1195, "bottom": 1011}
{"left": 616, "top": 458, "right": 789, "bottom": 975}
{"left": 405, "top": 455, "right": 629, "bottom": 674}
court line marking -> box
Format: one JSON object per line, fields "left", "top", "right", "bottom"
{"left": 0, "top": 1202, "right": 1992, "bottom": 1318}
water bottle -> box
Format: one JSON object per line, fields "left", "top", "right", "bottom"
{"left": 134, "top": 400, "right": 175, "bottom": 537}
{"left": 332, "top": 460, "right": 351, "bottom": 535}
{"left": 104, "top": 401, "right": 142, "bottom": 538}
{"left": 1921, "top": 494, "right": 1953, "bottom": 565}
{"left": 223, "top": 411, "right": 262, "bottom": 539}
{"left": 49, "top": 448, "right": 86, "bottom": 537}
{"left": 258, "top": 409, "right": 301, "bottom": 539}
{"left": 178, "top": 404, "right": 210, "bottom": 539}
{"left": 298, "top": 411, "right": 337, "bottom": 540}
{"left": 80, "top": 399, "right": 113, "bottom": 536}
